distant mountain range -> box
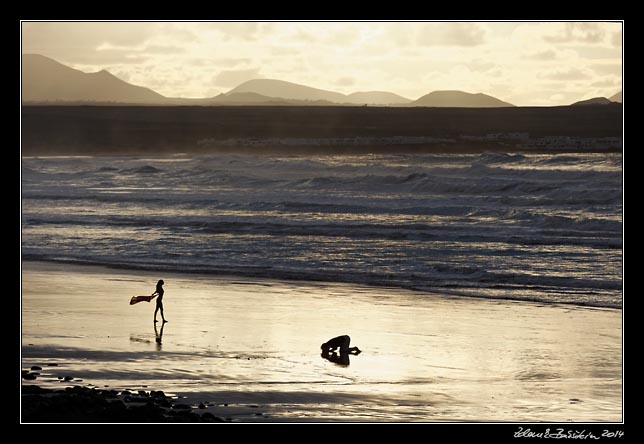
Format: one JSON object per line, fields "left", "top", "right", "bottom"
{"left": 571, "top": 91, "right": 622, "bottom": 106}
{"left": 226, "top": 79, "right": 413, "bottom": 105}
{"left": 34, "top": 53, "right": 630, "bottom": 109}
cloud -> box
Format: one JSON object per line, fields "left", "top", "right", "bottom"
{"left": 540, "top": 67, "right": 591, "bottom": 81}
{"left": 543, "top": 23, "right": 606, "bottom": 44}
{"left": 68, "top": 51, "right": 150, "bottom": 65}
{"left": 468, "top": 60, "right": 496, "bottom": 72}
{"left": 271, "top": 47, "right": 300, "bottom": 56}
{"left": 591, "top": 63, "right": 621, "bottom": 76}
{"left": 335, "top": 76, "right": 355, "bottom": 87}
{"left": 549, "top": 93, "right": 566, "bottom": 102}
{"left": 211, "top": 22, "right": 274, "bottom": 41}
{"left": 22, "top": 22, "right": 160, "bottom": 52}
{"left": 524, "top": 49, "right": 557, "bottom": 61}
{"left": 213, "top": 68, "right": 261, "bottom": 87}
{"left": 21, "top": 22, "right": 169, "bottom": 66}
{"left": 488, "top": 68, "right": 504, "bottom": 78}
{"left": 383, "top": 23, "right": 414, "bottom": 47}
{"left": 143, "top": 45, "right": 185, "bottom": 55}
{"left": 570, "top": 45, "right": 622, "bottom": 61}
{"left": 611, "top": 31, "right": 622, "bottom": 47}
{"left": 157, "top": 23, "right": 198, "bottom": 42}
{"left": 591, "top": 78, "right": 619, "bottom": 88}
{"left": 319, "top": 24, "right": 364, "bottom": 46}
{"left": 292, "top": 28, "right": 317, "bottom": 44}
{"left": 417, "top": 22, "right": 486, "bottom": 47}
{"left": 189, "top": 58, "right": 250, "bottom": 68}
{"left": 95, "top": 43, "right": 186, "bottom": 56}
{"left": 214, "top": 58, "right": 252, "bottom": 67}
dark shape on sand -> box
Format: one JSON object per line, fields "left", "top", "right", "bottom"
{"left": 320, "top": 335, "right": 362, "bottom": 367}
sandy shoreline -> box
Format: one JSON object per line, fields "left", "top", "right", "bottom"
{"left": 21, "top": 260, "right": 622, "bottom": 422}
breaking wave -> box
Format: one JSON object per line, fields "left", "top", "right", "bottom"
{"left": 22, "top": 152, "right": 623, "bottom": 308}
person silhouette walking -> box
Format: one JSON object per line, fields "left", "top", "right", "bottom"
{"left": 152, "top": 280, "right": 167, "bottom": 323}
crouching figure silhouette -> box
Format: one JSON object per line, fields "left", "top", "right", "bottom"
{"left": 320, "top": 335, "right": 361, "bottom": 366}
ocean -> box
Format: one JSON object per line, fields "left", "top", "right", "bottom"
{"left": 21, "top": 152, "right": 623, "bottom": 308}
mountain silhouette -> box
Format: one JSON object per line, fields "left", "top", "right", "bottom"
{"left": 227, "top": 79, "right": 348, "bottom": 103}
{"left": 214, "top": 92, "right": 292, "bottom": 104}
{"left": 228, "top": 80, "right": 413, "bottom": 105}
{"left": 609, "top": 91, "right": 622, "bottom": 103}
{"left": 23, "top": 54, "right": 571, "bottom": 108}
{"left": 345, "top": 91, "right": 411, "bottom": 105}
{"left": 570, "top": 97, "right": 613, "bottom": 106}
{"left": 210, "top": 92, "right": 335, "bottom": 106}
{"left": 22, "top": 54, "right": 166, "bottom": 104}
{"left": 412, "top": 90, "right": 515, "bottom": 108}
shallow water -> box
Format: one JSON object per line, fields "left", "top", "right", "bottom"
{"left": 21, "top": 262, "right": 622, "bottom": 422}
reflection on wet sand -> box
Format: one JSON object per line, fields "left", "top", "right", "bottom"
{"left": 154, "top": 322, "right": 165, "bottom": 350}
{"left": 22, "top": 261, "right": 623, "bottom": 422}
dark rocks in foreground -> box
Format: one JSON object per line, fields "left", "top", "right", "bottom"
{"left": 22, "top": 385, "right": 225, "bottom": 423}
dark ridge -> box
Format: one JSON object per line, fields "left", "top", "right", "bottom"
{"left": 21, "top": 104, "right": 622, "bottom": 155}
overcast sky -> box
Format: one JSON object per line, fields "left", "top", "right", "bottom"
{"left": 21, "top": 21, "right": 622, "bottom": 106}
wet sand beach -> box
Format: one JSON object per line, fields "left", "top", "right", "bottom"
{"left": 21, "top": 261, "right": 622, "bottom": 422}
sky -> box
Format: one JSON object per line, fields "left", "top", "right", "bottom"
{"left": 21, "top": 21, "right": 623, "bottom": 106}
